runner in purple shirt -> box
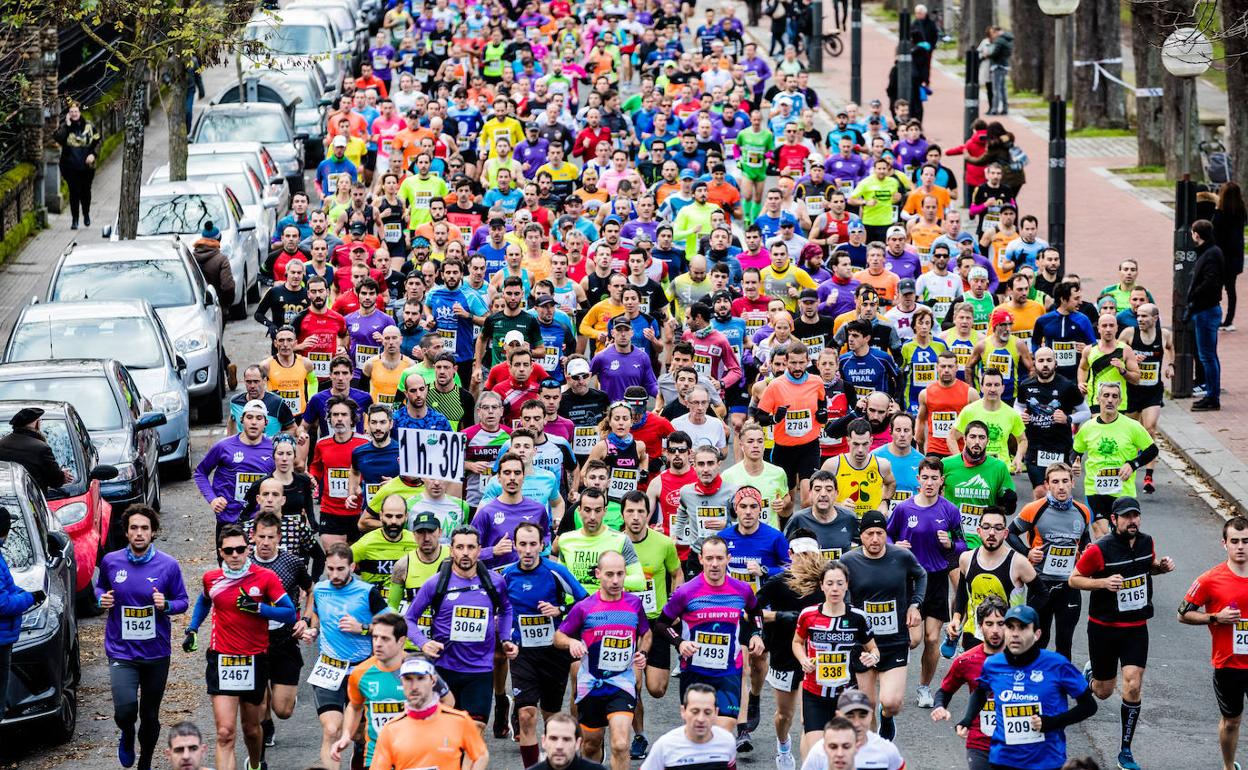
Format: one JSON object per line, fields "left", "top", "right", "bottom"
{"left": 193, "top": 400, "right": 276, "bottom": 526}
{"left": 590, "top": 318, "right": 659, "bottom": 401}
{"left": 345, "top": 301, "right": 392, "bottom": 379}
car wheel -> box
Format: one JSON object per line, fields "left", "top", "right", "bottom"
{"left": 47, "top": 636, "right": 79, "bottom": 743}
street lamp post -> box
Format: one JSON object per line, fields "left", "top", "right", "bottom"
{"left": 850, "top": 0, "right": 862, "bottom": 103}
{"left": 1162, "top": 27, "right": 1214, "bottom": 399}
{"left": 1038, "top": 0, "right": 1080, "bottom": 277}
{"left": 963, "top": 47, "right": 980, "bottom": 200}
{"left": 897, "top": 11, "right": 912, "bottom": 112}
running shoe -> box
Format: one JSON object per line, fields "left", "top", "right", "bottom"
{"left": 776, "top": 749, "right": 796, "bottom": 770}
{"left": 916, "top": 684, "right": 934, "bottom": 708}
{"left": 746, "top": 693, "right": 762, "bottom": 731}
{"left": 263, "top": 718, "right": 275, "bottom": 748}
{"left": 630, "top": 733, "right": 649, "bottom": 760}
{"left": 736, "top": 727, "right": 754, "bottom": 753}
{"left": 119, "top": 731, "right": 136, "bottom": 768}
{"left": 1117, "top": 748, "right": 1141, "bottom": 770}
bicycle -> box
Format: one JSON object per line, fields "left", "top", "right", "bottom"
{"left": 823, "top": 28, "right": 844, "bottom": 56}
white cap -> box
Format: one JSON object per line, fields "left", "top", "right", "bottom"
{"left": 332, "top": 135, "right": 348, "bottom": 148}
{"left": 789, "top": 537, "right": 820, "bottom": 554}
{"left": 886, "top": 225, "right": 907, "bottom": 239}
{"left": 503, "top": 330, "right": 526, "bottom": 346}
{"left": 566, "top": 358, "right": 591, "bottom": 377}
{"left": 399, "top": 656, "right": 437, "bottom": 677}
{"left": 808, "top": 154, "right": 825, "bottom": 165}
{"left": 241, "top": 399, "right": 269, "bottom": 418}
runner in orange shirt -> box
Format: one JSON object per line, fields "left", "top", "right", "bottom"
{"left": 369, "top": 656, "right": 489, "bottom": 770}
{"left": 754, "top": 340, "right": 828, "bottom": 491}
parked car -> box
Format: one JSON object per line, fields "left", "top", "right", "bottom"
{"left": 0, "top": 461, "right": 79, "bottom": 741}
{"left": 0, "top": 401, "right": 116, "bottom": 604}
{"left": 286, "top": 0, "right": 369, "bottom": 71}
{"left": 0, "top": 361, "right": 165, "bottom": 513}
{"left": 147, "top": 158, "right": 281, "bottom": 263}
{"left": 191, "top": 102, "right": 305, "bottom": 194}
{"left": 234, "top": 68, "right": 330, "bottom": 165}
{"left": 187, "top": 141, "right": 289, "bottom": 209}
{"left": 243, "top": 11, "right": 349, "bottom": 116}
{"left": 46, "top": 240, "right": 228, "bottom": 422}
{"left": 3, "top": 301, "right": 190, "bottom": 477}
{"left": 105, "top": 180, "right": 260, "bottom": 320}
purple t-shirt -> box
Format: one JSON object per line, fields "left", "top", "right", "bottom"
{"left": 96, "top": 549, "right": 190, "bottom": 659}
{"left": 470, "top": 498, "right": 551, "bottom": 571}
{"left": 193, "top": 435, "right": 275, "bottom": 522}
{"left": 405, "top": 569, "right": 513, "bottom": 674}
{"left": 345, "top": 309, "right": 392, "bottom": 377}
{"left": 885, "top": 496, "right": 966, "bottom": 573}
{"left": 590, "top": 346, "right": 658, "bottom": 401}
{"left": 883, "top": 248, "right": 922, "bottom": 281}
{"left": 559, "top": 591, "right": 648, "bottom": 699}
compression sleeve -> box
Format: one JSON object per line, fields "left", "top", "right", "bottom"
{"left": 1131, "top": 443, "right": 1159, "bottom": 470}
{"left": 188, "top": 593, "right": 210, "bottom": 632}
{"left": 257, "top": 594, "right": 298, "bottom": 625}
{"left": 655, "top": 611, "right": 683, "bottom": 645}
{"left": 1001, "top": 488, "right": 1018, "bottom": 517}
{"left": 1041, "top": 688, "right": 1097, "bottom": 732}
{"left": 1071, "top": 400, "right": 1092, "bottom": 426}
{"left": 957, "top": 684, "right": 989, "bottom": 729}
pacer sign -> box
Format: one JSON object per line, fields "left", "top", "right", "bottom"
{"left": 398, "top": 429, "right": 467, "bottom": 482}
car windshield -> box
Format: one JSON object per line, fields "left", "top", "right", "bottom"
{"left": 0, "top": 378, "right": 123, "bottom": 432}
{"left": 0, "top": 505, "right": 33, "bottom": 571}
{"left": 9, "top": 317, "right": 167, "bottom": 370}
{"left": 245, "top": 23, "right": 331, "bottom": 56}
{"left": 190, "top": 173, "right": 256, "bottom": 204}
{"left": 0, "top": 419, "right": 81, "bottom": 481}
{"left": 137, "top": 194, "right": 226, "bottom": 237}
{"left": 196, "top": 112, "right": 290, "bottom": 144}
{"left": 52, "top": 260, "right": 195, "bottom": 309}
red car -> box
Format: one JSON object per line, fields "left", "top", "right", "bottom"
{"left": 0, "top": 400, "right": 117, "bottom": 605}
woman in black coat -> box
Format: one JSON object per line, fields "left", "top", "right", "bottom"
{"left": 52, "top": 103, "right": 100, "bottom": 230}
{"left": 1212, "top": 181, "right": 1246, "bottom": 330}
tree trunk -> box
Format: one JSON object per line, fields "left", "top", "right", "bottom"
{"left": 117, "top": 59, "right": 150, "bottom": 241}
{"left": 167, "top": 56, "right": 189, "bottom": 181}
{"left": 1010, "top": 0, "right": 1048, "bottom": 94}
{"left": 1130, "top": 0, "right": 1165, "bottom": 166}
{"left": 1071, "top": 0, "right": 1126, "bottom": 129}
{"left": 1224, "top": 0, "right": 1248, "bottom": 187}
{"left": 960, "top": 0, "right": 994, "bottom": 62}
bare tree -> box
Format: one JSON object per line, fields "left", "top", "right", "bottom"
{"left": 1221, "top": 0, "right": 1248, "bottom": 186}
{"left": 959, "top": 0, "right": 994, "bottom": 60}
{"left": 1130, "top": 0, "right": 1193, "bottom": 168}
{"left": 1072, "top": 0, "right": 1127, "bottom": 128}
{"left": 1010, "top": 0, "right": 1052, "bottom": 94}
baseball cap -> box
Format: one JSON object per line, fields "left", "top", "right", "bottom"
{"left": 869, "top": 98, "right": 882, "bottom": 107}
{"left": 1003, "top": 605, "right": 1040, "bottom": 627}
{"left": 860, "top": 510, "right": 888, "bottom": 533}
{"left": 836, "top": 110, "right": 849, "bottom": 118}
{"left": 410, "top": 511, "right": 440, "bottom": 532}
{"left": 837, "top": 689, "right": 873, "bottom": 714}
{"left": 957, "top": 232, "right": 977, "bottom": 243}
{"left": 332, "top": 135, "right": 348, "bottom": 147}
{"left": 799, "top": 288, "right": 819, "bottom": 301}
{"left": 566, "top": 358, "right": 590, "bottom": 377}
{"left": 886, "top": 225, "right": 907, "bottom": 239}
{"left": 789, "top": 537, "right": 820, "bottom": 554}
{"left": 623, "top": 385, "right": 649, "bottom": 403}
{"left": 399, "top": 656, "right": 437, "bottom": 677}
{"left": 1112, "top": 496, "right": 1143, "bottom": 516}
{"left": 709, "top": 290, "right": 733, "bottom": 304}
{"left": 808, "top": 154, "right": 825, "bottom": 165}
{"left": 241, "top": 399, "right": 268, "bottom": 418}
{"left": 503, "top": 330, "right": 527, "bottom": 346}
{"left": 679, "top": 169, "right": 696, "bottom": 180}
{"left": 780, "top": 219, "right": 796, "bottom": 228}
{"left": 897, "top": 278, "right": 916, "bottom": 295}
{"left": 848, "top": 221, "right": 866, "bottom": 234}
{"left": 535, "top": 295, "right": 556, "bottom": 307}
{"left": 611, "top": 316, "right": 634, "bottom": 330}
{"left": 989, "top": 308, "right": 1015, "bottom": 327}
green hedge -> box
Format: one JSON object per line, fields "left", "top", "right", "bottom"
{"left": 0, "top": 162, "right": 42, "bottom": 265}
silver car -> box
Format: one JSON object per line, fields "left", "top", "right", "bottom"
{"left": 243, "top": 11, "right": 350, "bottom": 105}
{"left": 147, "top": 158, "right": 280, "bottom": 262}
{"left": 191, "top": 103, "right": 305, "bottom": 194}
{"left": 187, "top": 142, "right": 290, "bottom": 208}
{"left": 242, "top": 68, "right": 332, "bottom": 164}
{"left": 106, "top": 180, "right": 260, "bottom": 320}
{"left": 45, "top": 240, "right": 228, "bottom": 423}
{"left": 3, "top": 300, "right": 192, "bottom": 475}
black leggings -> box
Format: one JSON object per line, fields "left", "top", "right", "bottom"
{"left": 1226, "top": 271, "right": 1240, "bottom": 325}
{"left": 1034, "top": 581, "right": 1081, "bottom": 661}
{"left": 832, "top": 0, "right": 848, "bottom": 28}
{"left": 62, "top": 165, "right": 95, "bottom": 222}
{"left": 111, "top": 656, "right": 172, "bottom": 770}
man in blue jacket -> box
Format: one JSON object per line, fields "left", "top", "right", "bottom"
{"left": 0, "top": 506, "right": 41, "bottom": 716}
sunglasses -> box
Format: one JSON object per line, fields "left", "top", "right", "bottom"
{"left": 569, "top": 373, "right": 590, "bottom": 381}
{"left": 220, "top": 545, "right": 248, "bottom": 556}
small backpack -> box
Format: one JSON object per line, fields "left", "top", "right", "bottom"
{"left": 1008, "top": 145, "right": 1029, "bottom": 172}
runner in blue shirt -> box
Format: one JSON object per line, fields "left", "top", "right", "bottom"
{"left": 349, "top": 405, "right": 402, "bottom": 511}
{"left": 424, "top": 259, "right": 488, "bottom": 379}
{"left": 839, "top": 319, "right": 902, "bottom": 400}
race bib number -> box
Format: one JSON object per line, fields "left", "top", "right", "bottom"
{"left": 692, "top": 353, "right": 713, "bottom": 378}
{"left": 766, "top": 667, "right": 796, "bottom": 690}
{"left": 450, "top": 605, "right": 489, "bottom": 642}
{"left": 1036, "top": 449, "right": 1065, "bottom": 468}
{"left": 728, "top": 567, "right": 760, "bottom": 592}
{"left": 309, "top": 352, "right": 331, "bottom": 378}
{"left": 745, "top": 149, "right": 764, "bottom": 166}
{"left": 820, "top": 547, "right": 844, "bottom": 562}
{"left": 1094, "top": 469, "right": 1123, "bottom": 495}
{"left": 959, "top": 503, "right": 985, "bottom": 533}
{"left": 518, "top": 614, "right": 555, "bottom": 647}
{"left": 696, "top": 506, "right": 728, "bottom": 532}
{"left": 121, "top": 605, "right": 156, "bottom": 641}
{"left": 608, "top": 468, "right": 640, "bottom": 500}
{"left": 800, "top": 336, "right": 825, "bottom": 359}
{"left": 814, "top": 650, "right": 850, "bottom": 687}
{"left": 1234, "top": 621, "right": 1248, "bottom": 655}
{"left": 573, "top": 426, "right": 599, "bottom": 455}
{"left": 306, "top": 654, "right": 350, "bottom": 690}
{"left": 326, "top": 176, "right": 338, "bottom": 195}
{"left": 987, "top": 352, "right": 1012, "bottom": 375}
{"left": 355, "top": 345, "right": 380, "bottom": 369}
{"left": 372, "top": 54, "right": 388, "bottom": 69}
{"left": 383, "top": 222, "right": 403, "bottom": 243}
{"left": 217, "top": 655, "right": 256, "bottom": 692}
{"left": 784, "top": 409, "right": 812, "bottom": 436}
{"left": 931, "top": 411, "right": 956, "bottom": 439}
{"left": 863, "top": 600, "right": 898, "bottom": 636}
{"left": 1139, "top": 362, "right": 1160, "bottom": 386}
{"left": 234, "top": 472, "right": 264, "bottom": 503}
{"left": 363, "top": 483, "right": 383, "bottom": 506}
{"left": 805, "top": 196, "right": 826, "bottom": 214}
{"left": 597, "top": 633, "right": 633, "bottom": 673}
{"left": 1001, "top": 703, "right": 1043, "bottom": 745}
{"left": 436, "top": 327, "right": 458, "bottom": 353}
{"left": 327, "top": 468, "right": 350, "bottom": 499}
{"left": 542, "top": 348, "right": 561, "bottom": 372}
{"left": 1116, "top": 576, "right": 1148, "bottom": 612}
{"left": 691, "top": 631, "right": 732, "bottom": 670}
{"left": 369, "top": 700, "right": 405, "bottom": 734}
{"left": 980, "top": 698, "right": 997, "bottom": 735}
{"left": 912, "top": 363, "right": 937, "bottom": 386}
{"left": 1054, "top": 342, "right": 1078, "bottom": 369}
{"left": 277, "top": 388, "right": 301, "bottom": 414}
{"left": 1043, "top": 545, "right": 1077, "bottom": 577}
{"left": 886, "top": 489, "right": 913, "bottom": 514}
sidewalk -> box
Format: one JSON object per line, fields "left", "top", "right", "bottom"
{"left": 745, "top": 5, "right": 1248, "bottom": 514}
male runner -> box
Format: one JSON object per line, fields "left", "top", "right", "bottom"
{"left": 1016, "top": 347, "right": 1088, "bottom": 499}
{"left": 1119, "top": 303, "right": 1172, "bottom": 494}
{"left": 942, "top": 420, "right": 1017, "bottom": 547}
{"left": 948, "top": 510, "right": 1035, "bottom": 651}
{"left": 754, "top": 341, "right": 829, "bottom": 494}
{"left": 915, "top": 351, "right": 978, "bottom": 457}
{"left": 722, "top": 422, "right": 791, "bottom": 528}
{"left": 368, "top": 655, "right": 489, "bottom": 770}
{"left": 1069, "top": 496, "right": 1176, "bottom": 770}
{"left": 1072, "top": 382, "right": 1157, "bottom": 539}
{"left": 193, "top": 400, "right": 276, "bottom": 538}
{"left": 932, "top": 596, "right": 1010, "bottom": 770}
{"left": 309, "top": 396, "right": 368, "bottom": 547}
{"left": 784, "top": 469, "right": 860, "bottom": 561}
{"left": 820, "top": 419, "right": 896, "bottom": 519}
{"left": 639, "top": 684, "right": 738, "bottom": 770}
{"left": 351, "top": 495, "right": 417, "bottom": 605}
{"left": 949, "top": 368, "right": 1025, "bottom": 469}
{"left": 331, "top": 614, "right": 412, "bottom": 767}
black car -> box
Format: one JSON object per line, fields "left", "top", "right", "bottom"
{"left": 0, "top": 461, "right": 79, "bottom": 742}
{"left": 0, "top": 361, "right": 166, "bottom": 527}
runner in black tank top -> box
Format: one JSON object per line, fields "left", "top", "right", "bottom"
{"left": 956, "top": 548, "right": 1018, "bottom": 649}
{"left": 1122, "top": 304, "right": 1171, "bottom": 493}
{"left": 604, "top": 439, "right": 643, "bottom": 503}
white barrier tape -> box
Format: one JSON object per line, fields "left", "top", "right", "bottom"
{"left": 1073, "top": 58, "right": 1161, "bottom": 97}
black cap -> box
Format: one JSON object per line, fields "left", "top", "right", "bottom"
{"left": 1112, "top": 496, "right": 1142, "bottom": 516}
{"left": 535, "top": 295, "right": 556, "bottom": 307}
{"left": 859, "top": 510, "right": 888, "bottom": 533}
{"left": 799, "top": 288, "right": 819, "bottom": 301}
{"left": 410, "top": 511, "right": 440, "bottom": 532}
{"left": 624, "top": 386, "right": 649, "bottom": 402}
{"left": 9, "top": 407, "right": 43, "bottom": 427}
{"left": 612, "top": 316, "right": 633, "bottom": 329}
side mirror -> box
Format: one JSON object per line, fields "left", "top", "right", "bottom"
{"left": 135, "top": 411, "right": 168, "bottom": 431}
{"left": 268, "top": 174, "right": 284, "bottom": 186}
{"left": 319, "top": 95, "right": 334, "bottom": 107}
{"left": 293, "top": 132, "right": 309, "bottom": 142}
{"left": 204, "top": 287, "right": 218, "bottom": 306}
{"left": 102, "top": 224, "right": 114, "bottom": 238}
{"left": 238, "top": 219, "right": 257, "bottom": 232}
{"left": 47, "top": 529, "right": 71, "bottom": 563}
{"left": 89, "top": 464, "right": 119, "bottom": 481}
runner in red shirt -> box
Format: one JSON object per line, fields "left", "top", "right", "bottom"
{"left": 625, "top": 386, "right": 674, "bottom": 477}
{"left": 645, "top": 431, "right": 697, "bottom": 561}
{"left": 292, "top": 276, "right": 349, "bottom": 386}
{"left": 931, "top": 595, "right": 1009, "bottom": 770}
{"left": 184, "top": 524, "right": 296, "bottom": 770}
{"left": 309, "top": 396, "right": 369, "bottom": 546}
{"left": 1179, "top": 516, "right": 1248, "bottom": 770}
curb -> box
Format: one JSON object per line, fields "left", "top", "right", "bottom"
{"left": 1157, "top": 415, "right": 1248, "bottom": 519}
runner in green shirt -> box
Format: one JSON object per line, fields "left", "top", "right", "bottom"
{"left": 1071, "top": 381, "right": 1157, "bottom": 538}
{"left": 557, "top": 460, "right": 623, "bottom": 534}
{"left": 551, "top": 487, "right": 646, "bottom": 592}
{"left": 950, "top": 369, "right": 1026, "bottom": 468}
{"left": 848, "top": 157, "right": 903, "bottom": 234}
{"left": 397, "top": 154, "right": 449, "bottom": 228}
{"left": 942, "top": 420, "right": 1018, "bottom": 548}
{"left": 721, "top": 423, "right": 791, "bottom": 528}
{"left": 673, "top": 184, "right": 720, "bottom": 259}
{"left": 351, "top": 495, "right": 418, "bottom": 604}
{"left": 733, "top": 112, "right": 775, "bottom": 224}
